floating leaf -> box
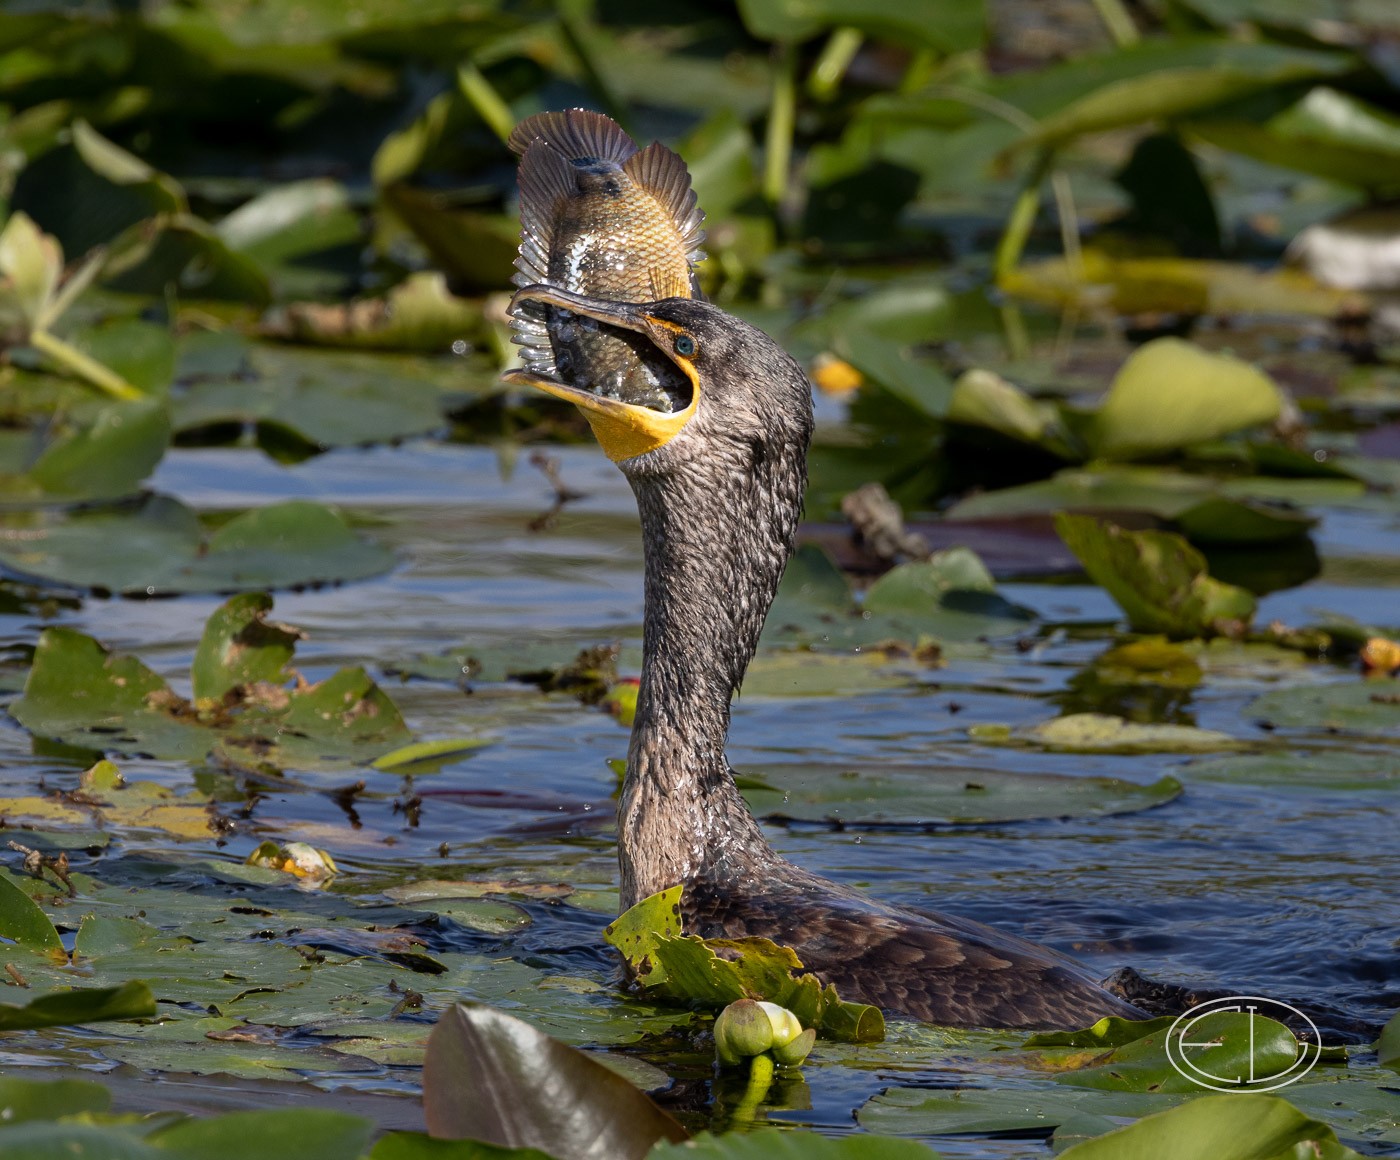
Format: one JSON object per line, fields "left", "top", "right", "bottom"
{"left": 1093, "top": 339, "right": 1282, "bottom": 461}
{"left": 0, "top": 871, "right": 63, "bottom": 955}
{"left": 422, "top": 1003, "right": 687, "bottom": 1158}
{"left": 171, "top": 341, "right": 470, "bottom": 451}
{"left": 262, "top": 272, "right": 481, "bottom": 352}
{"left": 652, "top": 1132, "right": 940, "bottom": 1159}
{"left": 0, "top": 980, "right": 155, "bottom": 1031}
{"left": 947, "top": 369, "right": 1075, "bottom": 457}
{"left": 1054, "top": 1092, "right": 1363, "bottom": 1159}
{"left": 1001, "top": 249, "right": 1356, "bottom": 318}
{"left": 863, "top": 548, "right": 1035, "bottom": 642}
{"left": 742, "top": 762, "right": 1184, "bottom": 824}
{"left": 1247, "top": 680, "right": 1400, "bottom": 734}
{"left": 1055, "top": 514, "right": 1256, "bottom": 638}
{"left": 0, "top": 496, "right": 394, "bottom": 595}
{"left": 371, "top": 738, "right": 494, "bottom": 774}
{"left": 0, "top": 1078, "right": 110, "bottom": 1124}
{"left": 603, "top": 888, "right": 883, "bottom": 1042}
{"left": 1379, "top": 1009, "right": 1400, "bottom": 1069}
{"left": 12, "top": 600, "right": 410, "bottom": 769}
{"left": 190, "top": 591, "right": 301, "bottom": 703}
{"left": 148, "top": 1108, "right": 374, "bottom": 1159}
{"left": 992, "top": 713, "right": 1243, "bottom": 754}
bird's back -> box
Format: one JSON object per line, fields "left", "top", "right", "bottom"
{"left": 682, "top": 861, "right": 1145, "bottom": 1029}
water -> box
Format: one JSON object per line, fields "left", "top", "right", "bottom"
{"left": 3, "top": 440, "right": 1398, "bottom": 1153}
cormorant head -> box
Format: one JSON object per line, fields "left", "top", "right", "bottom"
{"left": 505, "top": 285, "right": 813, "bottom": 471}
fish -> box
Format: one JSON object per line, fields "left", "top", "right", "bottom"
{"left": 508, "top": 109, "right": 705, "bottom": 414}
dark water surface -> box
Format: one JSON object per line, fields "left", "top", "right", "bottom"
{"left": 4, "top": 442, "right": 1397, "bottom": 1155}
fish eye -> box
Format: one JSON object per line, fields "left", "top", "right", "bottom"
{"left": 673, "top": 334, "right": 697, "bottom": 358}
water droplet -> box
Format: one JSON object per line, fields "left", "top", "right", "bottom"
{"left": 451, "top": 339, "right": 469, "bottom": 356}
{"left": 1313, "top": 449, "right": 1328, "bottom": 462}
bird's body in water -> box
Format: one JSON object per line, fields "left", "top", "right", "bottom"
{"left": 505, "top": 119, "right": 1146, "bottom": 1027}
{"left": 509, "top": 110, "right": 704, "bottom": 414}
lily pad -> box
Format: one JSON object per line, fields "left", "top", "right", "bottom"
{"left": 0, "top": 980, "right": 155, "bottom": 1032}
{"left": 740, "top": 762, "right": 1184, "bottom": 825}
{"left": 12, "top": 599, "right": 410, "bottom": 769}
{"left": 1093, "top": 338, "right": 1283, "bottom": 461}
{"left": 0, "top": 495, "right": 394, "bottom": 595}
{"left": 422, "top": 1003, "right": 687, "bottom": 1157}
{"left": 986, "top": 713, "right": 1244, "bottom": 754}
{"left": 1053, "top": 1092, "right": 1363, "bottom": 1159}
{"left": 652, "top": 1133, "right": 940, "bottom": 1159}
{"left": 1056, "top": 514, "right": 1256, "bottom": 638}
{"left": 1247, "top": 680, "right": 1400, "bottom": 734}
{"left": 604, "top": 886, "right": 884, "bottom": 1043}
{"left": 0, "top": 399, "right": 170, "bottom": 505}
{"left": 171, "top": 340, "right": 473, "bottom": 451}
{"left": 0, "top": 869, "right": 63, "bottom": 954}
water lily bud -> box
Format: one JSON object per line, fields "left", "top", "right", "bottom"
{"left": 714, "top": 999, "right": 776, "bottom": 1065}
{"left": 755, "top": 1001, "right": 803, "bottom": 1049}
{"left": 770, "top": 1026, "right": 816, "bottom": 1066}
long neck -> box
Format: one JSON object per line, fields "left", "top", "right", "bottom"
{"left": 617, "top": 435, "right": 807, "bottom": 909}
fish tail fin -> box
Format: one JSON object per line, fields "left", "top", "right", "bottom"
{"left": 508, "top": 108, "right": 637, "bottom": 164}
{"left": 514, "top": 140, "right": 580, "bottom": 287}
{"left": 623, "top": 142, "right": 707, "bottom": 273}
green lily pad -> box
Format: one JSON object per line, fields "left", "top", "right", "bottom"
{"left": 603, "top": 886, "right": 884, "bottom": 1043}
{"left": 261, "top": 272, "right": 482, "bottom": 353}
{"left": 1056, "top": 514, "right": 1256, "bottom": 638}
{"left": 171, "top": 340, "right": 473, "bottom": 451}
{"left": 859, "top": 1084, "right": 1181, "bottom": 1138}
{"left": 764, "top": 545, "right": 1031, "bottom": 651}
{"left": 0, "top": 980, "right": 155, "bottom": 1032}
{"left": 653, "top": 1132, "right": 940, "bottom": 1159}
{"left": 1093, "top": 338, "right": 1282, "bottom": 461}
{"left": 371, "top": 738, "right": 494, "bottom": 774}
{"left": 12, "top": 599, "right": 410, "bottom": 769}
{"left": 985, "top": 713, "right": 1244, "bottom": 754}
{"left": 0, "top": 1078, "right": 111, "bottom": 1125}
{"left": 149, "top": 1109, "right": 374, "bottom": 1159}
{"left": 1247, "top": 680, "right": 1400, "bottom": 734}
{"left": 1184, "top": 750, "right": 1400, "bottom": 788}
{"left": 0, "top": 399, "right": 170, "bottom": 504}
{"left": 0, "top": 870, "right": 63, "bottom": 955}
{"left": 1053, "top": 1092, "right": 1363, "bottom": 1159}
{"left": 740, "top": 763, "right": 1184, "bottom": 825}
{"left": 1379, "top": 1010, "right": 1400, "bottom": 1069}
{"left": 190, "top": 592, "right": 301, "bottom": 702}
{"left": 0, "top": 495, "right": 394, "bottom": 595}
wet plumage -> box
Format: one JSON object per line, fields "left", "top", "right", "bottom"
{"left": 509, "top": 110, "right": 705, "bottom": 412}
{"left": 506, "top": 255, "right": 1147, "bottom": 1031}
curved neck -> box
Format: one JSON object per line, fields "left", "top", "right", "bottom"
{"left": 617, "top": 435, "right": 807, "bottom": 909}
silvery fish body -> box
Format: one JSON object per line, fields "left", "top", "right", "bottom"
{"left": 509, "top": 110, "right": 705, "bottom": 413}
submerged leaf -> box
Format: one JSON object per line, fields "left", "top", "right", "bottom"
{"left": 1008, "top": 714, "right": 1242, "bottom": 754}
{"left": 422, "top": 1003, "right": 687, "bottom": 1158}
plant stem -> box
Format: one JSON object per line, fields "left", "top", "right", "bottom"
{"left": 763, "top": 42, "right": 798, "bottom": 211}
{"left": 808, "top": 27, "right": 861, "bottom": 101}
{"left": 29, "top": 329, "right": 144, "bottom": 402}
{"left": 456, "top": 62, "right": 515, "bottom": 147}
{"left": 731, "top": 1052, "right": 776, "bottom": 1122}
{"left": 994, "top": 175, "right": 1042, "bottom": 281}
{"left": 1090, "top": 0, "right": 1139, "bottom": 46}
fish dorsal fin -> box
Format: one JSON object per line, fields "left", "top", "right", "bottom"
{"left": 623, "top": 141, "right": 707, "bottom": 267}
{"left": 513, "top": 139, "right": 581, "bottom": 287}
{"left": 508, "top": 108, "right": 637, "bottom": 164}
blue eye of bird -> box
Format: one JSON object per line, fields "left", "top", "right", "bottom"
{"left": 673, "top": 335, "right": 696, "bottom": 357}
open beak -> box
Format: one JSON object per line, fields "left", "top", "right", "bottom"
{"left": 504, "top": 284, "right": 699, "bottom": 462}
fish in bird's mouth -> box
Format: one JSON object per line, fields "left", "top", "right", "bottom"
{"left": 504, "top": 283, "right": 700, "bottom": 463}
{"left": 503, "top": 109, "right": 706, "bottom": 454}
